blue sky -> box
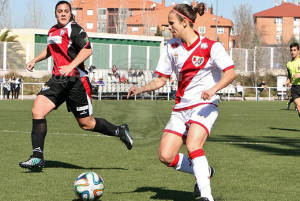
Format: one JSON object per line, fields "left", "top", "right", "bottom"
{"left": 10, "top": 0, "right": 277, "bottom": 29}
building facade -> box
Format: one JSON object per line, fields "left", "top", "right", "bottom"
{"left": 70, "top": 0, "right": 234, "bottom": 50}
{"left": 254, "top": 1, "right": 300, "bottom": 45}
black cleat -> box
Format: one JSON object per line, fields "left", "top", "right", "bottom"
{"left": 19, "top": 156, "right": 45, "bottom": 169}
{"left": 194, "top": 166, "right": 215, "bottom": 197}
{"left": 118, "top": 124, "right": 133, "bottom": 150}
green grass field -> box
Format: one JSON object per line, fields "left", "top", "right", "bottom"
{"left": 1, "top": 100, "right": 299, "bottom": 201}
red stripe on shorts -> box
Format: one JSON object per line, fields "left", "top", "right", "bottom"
{"left": 80, "top": 76, "right": 92, "bottom": 100}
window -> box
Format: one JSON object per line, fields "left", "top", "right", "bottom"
{"left": 98, "top": 8, "right": 106, "bottom": 15}
{"left": 276, "top": 35, "right": 282, "bottom": 44}
{"left": 86, "top": 23, "right": 93, "bottom": 29}
{"left": 275, "top": 18, "right": 282, "bottom": 24}
{"left": 132, "top": 27, "right": 139, "bottom": 32}
{"left": 217, "top": 27, "right": 224, "bottom": 34}
{"left": 129, "top": 10, "right": 133, "bottom": 16}
{"left": 198, "top": 26, "right": 206, "bottom": 34}
{"left": 150, "top": 26, "right": 157, "bottom": 33}
{"left": 87, "top": 9, "right": 93, "bottom": 16}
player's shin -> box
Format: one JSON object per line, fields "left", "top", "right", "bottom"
{"left": 93, "top": 118, "right": 118, "bottom": 136}
{"left": 169, "top": 153, "right": 193, "bottom": 174}
{"left": 190, "top": 149, "right": 214, "bottom": 201}
{"left": 31, "top": 119, "right": 47, "bottom": 159}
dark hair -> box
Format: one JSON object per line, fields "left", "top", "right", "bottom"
{"left": 55, "top": 1, "right": 75, "bottom": 22}
{"left": 172, "top": 2, "right": 205, "bottom": 27}
{"left": 290, "top": 42, "right": 299, "bottom": 50}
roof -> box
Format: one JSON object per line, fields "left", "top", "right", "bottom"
{"left": 254, "top": 2, "right": 300, "bottom": 18}
{"left": 93, "top": 0, "right": 164, "bottom": 9}
{"left": 127, "top": 5, "right": 233, "bottom": 27}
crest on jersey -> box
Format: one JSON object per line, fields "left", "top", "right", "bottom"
{"left": 192, "top": 56, "right": 204, "bottom": 67}
{"left": 60, "top": 29, "right": 66, "bottom": 36}
{"left": 171, "top": 42, "right": 179, "bottom": 49}
{"left": 201, "top": 42, "right": 208, "bottom": 50}
{"left": 174, "top": 52, "right": 178, "bottom": 60}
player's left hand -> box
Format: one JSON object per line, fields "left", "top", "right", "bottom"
{"left": 294, "top": 73, "right": 300, "bottom": 78}
{"left": 127, "top": 85, "right": 142, "bottom": 98}
{"left": 59, "top": 65, "right": 74, "bottom": 76}
{"left": 201, "top": 89, "right": 216, "bottom": 100}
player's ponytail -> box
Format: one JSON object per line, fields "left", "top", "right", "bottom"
{"left": 193, "top": 2, "right": 205, "bottom": 17}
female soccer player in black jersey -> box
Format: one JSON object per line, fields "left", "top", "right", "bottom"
{"left": 19, "top": 1, "right": 133, "bottom": 169}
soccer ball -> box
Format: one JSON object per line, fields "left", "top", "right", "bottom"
{"left": 74, "top": 172, "right": 105, "bottom": 201}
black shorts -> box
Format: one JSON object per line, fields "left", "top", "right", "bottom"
{"left": 291, "top": 85, "right": 300, "bottom": 101}
{"left": 38, "top": 75, "right": 93, "bottom": 118}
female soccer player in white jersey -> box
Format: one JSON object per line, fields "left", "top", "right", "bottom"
{"left": 19, "top": 1, "right": 133, "bottom": 170}
{"left": 127, "top": 3, "right": 235, "bottom": 201}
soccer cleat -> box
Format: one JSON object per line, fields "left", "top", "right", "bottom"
{"left": 286, "top": 102, "right": 290, "bottom": 110}
{"left": 194, "top": 166, "right": 215, "bottom": 197}
{"left": 118, "top": 124, "right": 133, "bottom": 150}
{"left": 19, "top": 156, "right": 45, "bottom": 169}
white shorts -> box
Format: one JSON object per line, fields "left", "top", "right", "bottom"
{"left": 164, "top": 104, "right": 219, "bottom": 138}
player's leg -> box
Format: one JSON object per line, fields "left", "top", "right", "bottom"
{"left": 19, "top": 95, "right": 56, "bottom": 169}
{"left": 294, "top": 97, "right": 300, "bottom": 117}
{"left": 71, "top": 76, "right": 133, "bottom": 149}
{"left": 160, "top": 111, "right": 198, "bottom": 174}
{"left": 187, "top": 104, "right": 218, "bottom": 201}
{"left": 75, "top": 116, "right": 133, "bottom": 150}
{"left": 291, "top": 85, "right": 300, "bottom": 117}
{"left": 186, "top": 124, "right": 213, "bottom": 201}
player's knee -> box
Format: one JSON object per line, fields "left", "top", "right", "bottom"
{"left": 78, "top": 121, "right": 94, "bottom": 131}
{"left": 32, "top": 107, "right": 43, "bottom": 119}
{"left": 159, "top": 152, "right": 173, "bottom": 166}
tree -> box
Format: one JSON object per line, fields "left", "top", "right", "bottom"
{"left": 233, "top": 4, "right": 256, "bottom": 49}
{"left": 155, "top": 26, "right": 162, "bottom": 36}
{"left": 0, "top": 0, "right": 9, "bottom": 28}
{"left": 25, "top": 0, "right": 42, "bottom": 29}
{"left": 0, "top": 30, "right": 26, "bottom": 70}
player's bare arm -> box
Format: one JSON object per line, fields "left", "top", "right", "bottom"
{"left": 127, "top": 76, "right": 168, "bottom": 98}
{"left": 202, "top": 68, "right": 235, "bottom": 100}
{"left": 26, "top": 47, "right": 51, "bottom": 72}
{"left": 59, "top": 48, "right": 93, "bottom": 75}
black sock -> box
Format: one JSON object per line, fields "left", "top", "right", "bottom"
{"left": 31, "top": 119, "right": 47, "bottom": 159}
{"left": 93, "top": 118, "right": 119, "bottom": 136}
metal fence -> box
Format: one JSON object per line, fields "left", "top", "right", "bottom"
{"left": 231, "top": 46, "right": 290, "bottom": 73}
{"left": 0, "top": 41, "right": 161, "bottom": 72}
{"left": 0, "top": 82, "right": 290, "bottom": 102}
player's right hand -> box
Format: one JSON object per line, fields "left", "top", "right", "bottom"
{"left": 26, "top": 60, "right": 35, "bottom": 72}
{"left": 127, "top": 85, "right": 142, "bottom": 99}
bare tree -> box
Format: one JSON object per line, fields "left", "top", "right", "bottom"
{"left": 25, "top": 0, "right": 42, "bottom": 29}
{"left": 233, "top": 3, "right": 256, "bottom": 49}
{"left": 0, "top": 0, "right": 9, "bottom": 28}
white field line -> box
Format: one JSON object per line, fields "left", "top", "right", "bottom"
{"left": 1, "top": 130, "right": 276, "bottom": 145}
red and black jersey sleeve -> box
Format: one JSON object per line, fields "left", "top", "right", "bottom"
{"left": 70, "top": 23, "right": 91, "bottom": 50}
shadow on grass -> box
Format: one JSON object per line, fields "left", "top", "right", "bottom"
{"left": 21, "top": 161, "right": 128, "bottom": 173}
{"left": 209, "top": 135, "right": 300, "bottom": 156}
{"left": 115, "top": 187, "right": 195, "bottom": 201}
{"left": 115, "top": 187, "right": 224, "bottom": 201}
{"left": 44, "top": 160, "right": 128, "bottom": 170}
{"left": 269, "top": 127, "right": 300, "bottom": 132}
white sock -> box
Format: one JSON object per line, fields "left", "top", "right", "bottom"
{"left": 172, "top": 153, "right": 194, "bottom": 174}
{"left": 190, "top": 150, "right": 214, "bottom": 201}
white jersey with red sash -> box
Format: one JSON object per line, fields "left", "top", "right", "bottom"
{"left": 155, "top": 32, "right": 234, "bottom": 111}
